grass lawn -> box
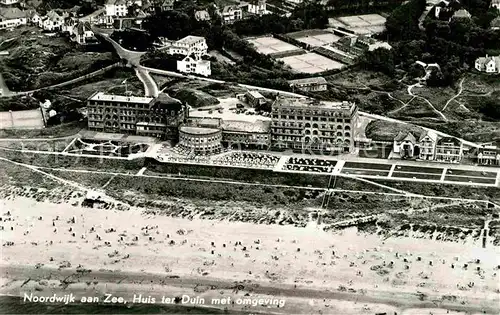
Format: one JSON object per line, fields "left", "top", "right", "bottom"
{"left": 412, "top": 86, "right": 455, "bottom": 111}
{"left": 389, "top": 97, "right": 443, "bottom": 120}
{"left": 341, "top": 169, "right": 390, "bottom": 176}
{"left": 365, "top": 120, "right": 424, "bottom": 142}
{"left": 0, "top": 160, "right": 60, "bottom": 189}
{"left": 343, "top": 161, "right": 393, "bottom": 170}
{"left": 0, "top": 138, "right": 74, "bottom": 152}
{"left": 395, "top": 165, "right": 443, "bottom": 174}
{"left": 0, "top": 26, "right": 119, "bottom": 91}
{"left": 325, "top": 69, "right": 396, "bottom": 91}
{"left": 0, "top": 121, "right": 85, "bottom": 139}
{"left": 391, "top": 172, "right": 442, "bottom": 180}
{"left": 444, "top": 176, "right": 496, "bottom": 185}
{"left": 445, "top": 169, "right": 497, "bottom": 178}
{"left": 60, "top": 68, "right": 144, "bottom": 100}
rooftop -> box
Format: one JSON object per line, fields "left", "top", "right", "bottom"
{"left": 437, "top": 137, "right": 461, "bottom": 146}
{"left": 221, "top": 119, "right": 270, "bottom": 133}
{"left": 180, "top": 126, "right": 220, "bottom": 135}
{"left": 289, "top": 76, "right": 327, "bottom": 85}
{"left": 0, "top": 7, "right": 26, "bottom": 20}
{"left": 452, "top": 9, "right": 471, "bottom": 18}
{"left": 273, "top": 97, "right": 356, "bottom": 111}
{"left": 177, "top": 35, "right": 206, "bottom": 45}
{"left": 88, "top": 92, "right": 154, "bottom": 104}
{"left": 394, "top": 131, "right": 417, "bottom": 142}
{"left": 246, "top": 90, "right": 265, "bottom": 98}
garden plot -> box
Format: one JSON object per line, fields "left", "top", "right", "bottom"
{"left": 64, "top": 138, "right": 150, "bottom": 157}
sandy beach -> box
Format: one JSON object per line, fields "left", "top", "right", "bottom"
{"left": 1, "top": 196, "right": 499, "bottom": 314}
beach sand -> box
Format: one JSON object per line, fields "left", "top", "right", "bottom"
{"left": 1, "top": 196, "right": 499, "bottom": 314}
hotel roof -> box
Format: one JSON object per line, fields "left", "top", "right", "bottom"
{"left": 273, "top": 97, "right": 355, "bottom": 111}
{"left": 289, "top": 77, "right": 327, "bottom": 86}
{"left": 177, "top": 35, "right": 205, "bottom": 45}
{"left": 88, "top": 92, "right": 154, "bottom": 104}
{"left": 221, "top": 119, "right": 270, "bottom": 133}
{"left": 180, "top": 126, "right": 220, "bottom": 135}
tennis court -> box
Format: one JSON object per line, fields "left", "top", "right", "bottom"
{"left": 278, "top": 52, "right": 346, "bottom": 73}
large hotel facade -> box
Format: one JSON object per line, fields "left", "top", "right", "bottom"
{"left": 270, "top": 97, "right": 358, "bottom": 152}
{"left": 86, "top": 92, "right": 359, "bottom": 153}
{"left": 87, "top": 92, "right": 186, "bottom": 139}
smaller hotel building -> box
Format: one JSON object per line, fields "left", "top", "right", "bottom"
{"left": 178, "top": 126, "right": 222, "bottom": 155}
{"left": 87, "top": 92, "right": 185, "bottom": 139}
{"left": 270, "top": 97, "right": 358, "bottom": 152}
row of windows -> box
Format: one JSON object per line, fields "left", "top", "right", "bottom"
{"left": 180, "top": 135, "right": 221, "bottom": 143}
{"left": 225, "top": 134, "right": 269, "bottom": 141}
{"left": 89, "top": 102, "right": 150, "bottom": 109}
{"left": 272, "top": 128, "right": 351, "bottom": 137}
{"left": 271, "top": 136, "right": 351, "bottom": 144}
{"left": 273, "top": 108, "right": 351, "bottom": 116}
{"left": 272, "top": 115, "right": 351, "bottom": 123}
{"left": 272, "top": 121, "right": 351, "bottom": 130}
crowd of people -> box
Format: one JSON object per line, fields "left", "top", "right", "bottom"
{"left": 283, "top": 157, "right": 337, "bottom": 173}
{"left": 213, "top": 152, "right": 280, "bottom": 169}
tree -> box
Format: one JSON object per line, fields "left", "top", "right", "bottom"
{"left": 143, "top": 10, "right": 192, "bottom": 39}
{"left": 361, "top": 48, "right": 395, "bottom": 76}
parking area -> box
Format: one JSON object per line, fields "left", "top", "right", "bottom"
{"left": 247, "top": 36, "right": 302, "bottom": 55}
{"left": 278, "top": 52, "right": 346, "bottom": 73}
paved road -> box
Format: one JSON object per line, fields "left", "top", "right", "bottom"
{"left": 135, "top": 68, "right": 158, "bottom": 97}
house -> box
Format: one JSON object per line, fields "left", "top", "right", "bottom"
{"left": 157, "top": 35, "right": 208, "bottom": 56}
{"left": 434, "top": 0, "right": 460, "bottom": 19}
{"left": 491, "top": 0, "right": 500, "bottom": 9}
{"left": 491, "top": 16, "right": 500, "bottom": 30}
{"left": 177, "top": 55, "right": 211, "bottom": 76}
{"left": 288, "top": 77, "right": 328, "bottom": 92}
{"left": 0, "top": 7, "right": 27, "bottom": 29}
{"left": 245, "top": 91, "right": 266, "bottom": 107}
{"left": 450, "top": 9, "right": 471, "bottom": 21}
{"left": 247, "top": 0, "right": 267, "bottom": 16}
{"left": 39, "top": 10, "right": 67, "bottom": 31}
{"left": 195, "top": 9, "right": 210, "bottom": 21}
{"left": 417, "top": 130, "right": 437, "bottom": 160}
{"left": 0, "top": 0, "right": 18, "bottom": 5}
{"left": 393, "top": 131, "right": 417, "bottom": 159}
{"left": 157, "top": 0, "right": 174, "bottom": 11}
{"left": 105, "top": 0, "right": 142, "bottom": 17}
{"left": 475, "top": 55, "right": 500, "bottom": 73}
{"left": 89, "top": 10, "right": 114, "bottom": 27}
{"left": 26, "top": 10, "right": 41, "bottom": 25}
{"left": 435, "top": 137, "right": 463, "bottom": 163}
{"left": 62, "top": 16, "right": 78, "bottom": 33}
{"left": 71, "top": 21, "right": 96, "bottom": 45}
{"left": 477, "top": 144, "right": 500, "bottom": 166}
{"left": 220, "top": 5, "right": 242, "bottom": 24}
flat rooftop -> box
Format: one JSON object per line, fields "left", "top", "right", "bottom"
{"left": 274, "top": 97, "right": 356, "bottom": 111}
{"left": 180, "top": 126, "right": 220, "bottom": 135}
{"left": 189, "top": 97, "right": 272, "bottom": 123}
{"left": 88, "top": 92, "right": 154, "bottom": 104}
{"left": 177, "top": 35, "right": 205, "bottom": 45}
{"left": 289, "top": 77, "right": 327, "bottom": 85}
{"left": 221, "top": 119, "right": 270, "bottom": 133}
